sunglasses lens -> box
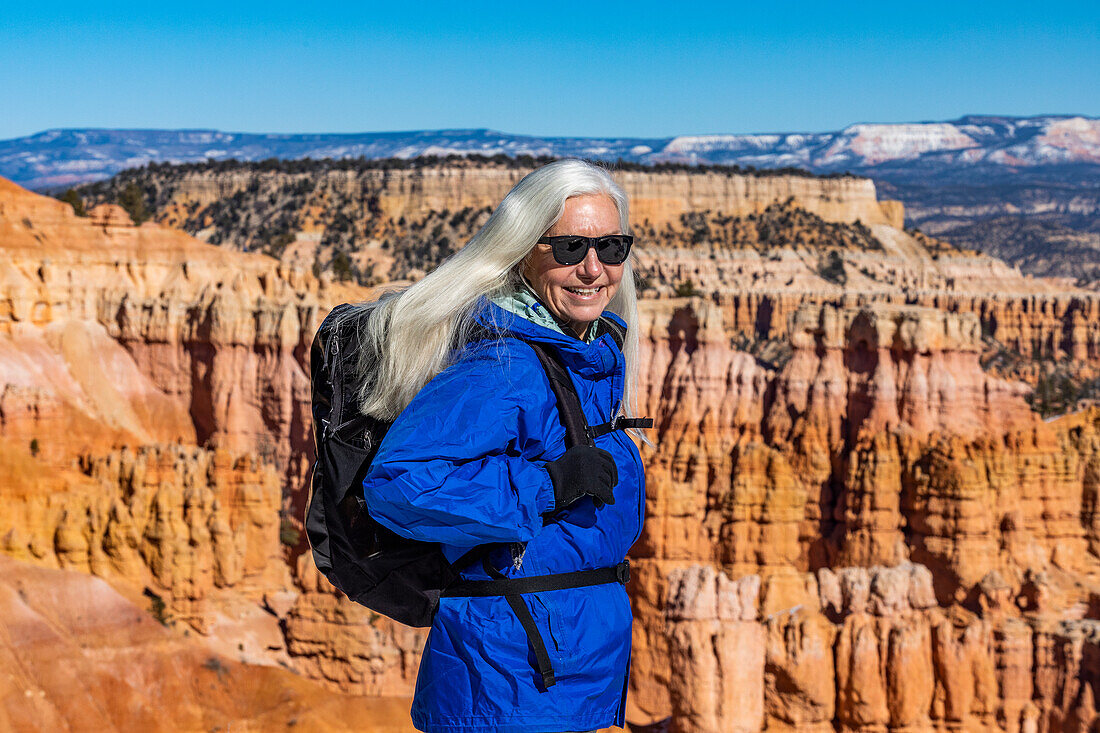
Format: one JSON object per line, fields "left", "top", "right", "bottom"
{"left": 544, "top": 235, "right": 633, "bottom": 265}
{"left": 552, "top": 236, "right": 589, "bottom": 265}
{"left": 597, "top": 236, "right": 631, "bottom": 264}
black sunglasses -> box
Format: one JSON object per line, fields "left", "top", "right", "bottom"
{"left": 536, "top": 234, "right": 634, "bottom": 266}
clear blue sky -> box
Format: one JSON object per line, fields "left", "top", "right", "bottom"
{"left": 2, "top": 0, "right": 1097, "bottom": 140}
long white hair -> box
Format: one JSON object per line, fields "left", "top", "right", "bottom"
{"left": 350, "top": 158, "right": 643, "bottom": 432}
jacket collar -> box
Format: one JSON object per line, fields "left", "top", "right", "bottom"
{"left": 473, "top": 298, "right": 626, "bottom": 378}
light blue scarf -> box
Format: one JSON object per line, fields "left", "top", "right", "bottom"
{"left": 490, "top": 280, "right": 600, "bottom": 342}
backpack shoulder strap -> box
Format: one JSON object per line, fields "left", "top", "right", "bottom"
{"left": 525, "top": 323, "right": 651, "bottom": 446}
{"left": 525, "top": 342, "right": 593, "bottom": 449}
{"left": 595, "top": 315, "right": 626, "bottom": 350}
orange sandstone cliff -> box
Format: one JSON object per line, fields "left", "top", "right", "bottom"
{"left": 5, "top": 165, "right": 1100, "bottom": 731}
{"left": 630, "top": 293, "right": 1100, "bottom": 730}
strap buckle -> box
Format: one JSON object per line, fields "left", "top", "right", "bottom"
{"left": 616, "top": 560, "right": 631, "bottom": 585}
{"left": 585, "top": 416, "right": 654, "bottom": 441}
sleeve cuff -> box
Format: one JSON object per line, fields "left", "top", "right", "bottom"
{"left": 535, "top": 465, "right": 556, "bottom": 515}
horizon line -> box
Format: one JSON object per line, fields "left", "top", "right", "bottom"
{"left": 5, "top": 112, "right": 1099, "bottom": 144}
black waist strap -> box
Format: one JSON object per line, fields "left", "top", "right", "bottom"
{"left": 441, "top": 559, "right": 631, "bottom": 691}
{"left": 442, "top": 560, "right": 630, "bottom": 597}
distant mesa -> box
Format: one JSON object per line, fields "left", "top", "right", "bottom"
{"left": 2, "top": 114, "right": 1099, "bottom": 190}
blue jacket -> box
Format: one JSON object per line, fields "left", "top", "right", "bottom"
{"left": 361, "top": 300, "right": 645, "bottom": 733}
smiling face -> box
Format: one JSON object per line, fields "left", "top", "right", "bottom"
{"left": 521, "top": 194, "right": 626, "bottom": 338}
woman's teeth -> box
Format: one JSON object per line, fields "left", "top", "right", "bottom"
{"left": 565, "top": 286, "right": 602, "bottom": 295}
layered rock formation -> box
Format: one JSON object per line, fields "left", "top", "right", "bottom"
{"left": 629, "top": 290, "right": 1100, "bottom": 727}
{"left": 77, "top": 160, "right": 902, "bottom": 284}
{"left": 6, "top": 161, "right": 1100, "bottom": 732}
{"left": 287, "top": 552, "right": 426, "bottom": 695}
{"left": 0, "top": 175, "right": 337, "bottom": 487}
{"left": 0, "top": 443, "right": 287, "bottom": 632}
{"left": 662, "top": 560, "right": 1100, "bottom": 733}
{"left": 74, "top": 160, "right": 1100, "bottom": 375}
{"left": 0, "top": 176, "right": 442, "bottom": 716}
{"left": 0, "top": 554, "right": 418, "bottom": 732}
{"left": 89, "top": 159, "right": 901, "bottom": 237}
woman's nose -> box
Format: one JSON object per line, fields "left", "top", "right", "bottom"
{"left": 579, "top": 246, "right": 603, "bottom": 278}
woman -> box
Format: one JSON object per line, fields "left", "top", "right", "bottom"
{"left": 357, "top": 159, "right": 647, "bottom": 733}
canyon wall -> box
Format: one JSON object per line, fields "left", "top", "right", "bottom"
{"left": 0, "top": 175, "right": 438, "bottom": 712}
{"left": 629, "top": 292, "right": 1100, "bottom": 727}
{"left": 5, "top": 164, "right": 1100, "bottom": 731}
{"left": 139, "top": 163, "right": 903, "bottom": 233}
{"left": 662, "top": 561, "right": 1100, "bottom": 733}
{"left": 0, "top": 553, "right": 418, "bottom": 732}
{"left": 94, "top": 161, "right": 1100, "bottom": 371}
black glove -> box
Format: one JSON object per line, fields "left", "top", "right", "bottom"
{"left": 544, "top": 445, "right": 618, "bottom": 512}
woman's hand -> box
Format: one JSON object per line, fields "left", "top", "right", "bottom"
{"left": 545, "top": 445, "right": 618, "bottom": 512}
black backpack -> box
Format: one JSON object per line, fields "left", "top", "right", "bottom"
{"left": 304, "top": 302, "right": 650, "bottom": 687}
{"left": 305, "top": 302, "right": 451, "bottom": 627}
